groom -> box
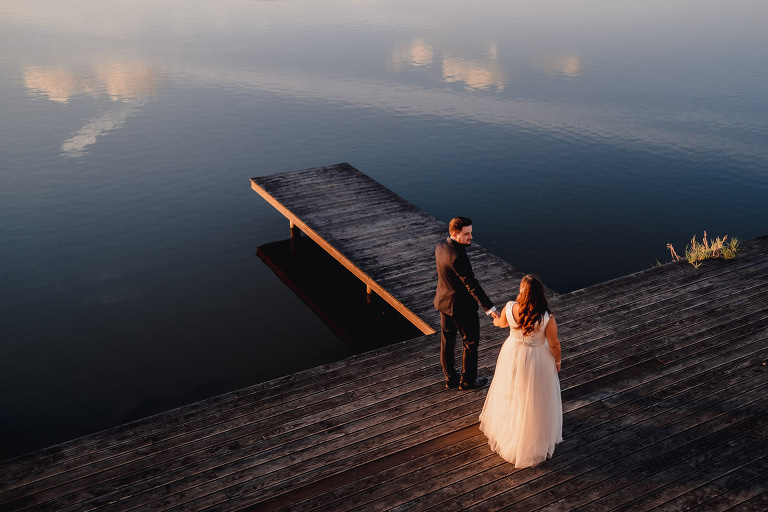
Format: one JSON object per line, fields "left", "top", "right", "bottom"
{"left": 434, "top": 216, "right": 498, "bottom": 390}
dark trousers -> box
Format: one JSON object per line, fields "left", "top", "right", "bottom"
{"left": 440, "top": 309, "right": 480, "bottom": 384}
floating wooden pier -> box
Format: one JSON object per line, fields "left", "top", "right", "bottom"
{"left": 1, "top": 164, "right": 766, "bottom": 511}
{"left": 250, "top": 163, "right": 533, "bottom": 335}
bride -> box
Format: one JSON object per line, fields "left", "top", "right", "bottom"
{"left": 479, "top": 275, "right": 563, "bottom": 467}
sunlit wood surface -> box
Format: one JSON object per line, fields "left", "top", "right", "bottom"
{"left": 1, "top": 165, "right": 766, "bottom": 511}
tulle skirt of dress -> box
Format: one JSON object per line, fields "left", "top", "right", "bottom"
{"left": 479, "top": 336, "right": 563, "bottom": 467}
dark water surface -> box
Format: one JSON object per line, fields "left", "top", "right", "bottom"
{"left": 1, "top": 0, "right": 767, "bottom": 460}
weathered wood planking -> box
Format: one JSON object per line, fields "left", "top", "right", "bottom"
{"left": 0, "top": 163, "right": 766, "bottom": 511}
{"left": 250, "top": 163, "right": 534, "bottom": 335}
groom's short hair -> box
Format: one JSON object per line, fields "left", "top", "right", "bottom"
{"left": 449, "top": 216, "right": 472, "bottom": 236}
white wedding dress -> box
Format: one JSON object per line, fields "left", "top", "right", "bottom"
{"left": 479, "top": 301, "right": 563, "bottom": 467}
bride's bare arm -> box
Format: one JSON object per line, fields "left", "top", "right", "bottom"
{"left": 493, "top": 302, "right": 511, "bottom": 328}
{"left": 545, "top": 316, "right": 562, "bottom": 372}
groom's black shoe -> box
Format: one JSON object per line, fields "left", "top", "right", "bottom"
{"left": 459, "top": 377, "right": 488, "bottom": 391}
{"left": 445, "top": 378, "right": 460, "bottom": 389}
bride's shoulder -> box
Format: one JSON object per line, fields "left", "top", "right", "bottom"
{"left": 505, "top": 301, "right": 518, "bottom": 323}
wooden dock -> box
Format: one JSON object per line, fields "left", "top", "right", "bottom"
{"left": 249, "top": 163, "right": 535, "bottom": 334}
{"left": 1, "top": 164, "right": 766, "bottom": 511}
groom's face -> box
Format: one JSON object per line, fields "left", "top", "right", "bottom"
{"left": 454, "top": 226, "right": 473, "bottom": 245}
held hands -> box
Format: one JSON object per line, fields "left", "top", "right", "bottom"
{"left": 490, "top": 306, "right": 508, "bottom": 328}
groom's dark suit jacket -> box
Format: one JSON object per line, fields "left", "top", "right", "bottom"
{"left": 434, "top": 237, "right": 494, "bottom": 316}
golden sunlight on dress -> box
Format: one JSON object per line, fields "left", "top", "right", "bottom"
{"left": 479, "top": 301, "right": 563, "bottom": 467}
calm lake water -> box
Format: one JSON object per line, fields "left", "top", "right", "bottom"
{"left": 1, "top": 0, "right": 767, "bottom": 460}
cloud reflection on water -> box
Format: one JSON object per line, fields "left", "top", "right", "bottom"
{"left": 442, "top": 56, "right": 504, "bottom": 92}
{"left": 8, "top": 0, "right": 767, "bottom": 163}
{"left": 60, "top": 104, "right": 144, "bottom": 158}
{"left": 534, "top": 54, "right": 583, "bottom": 77}
{"left": 391, "top": 38, "right": 435, "bottom": 69}
{"left": 23, "top": 61, "right": 159, "bottom": 157}
{"left": 175, "top": 64, "right": 767, "bottom": 162}
{"left": 391, "top": 38, "right": 505, "bottom": 91}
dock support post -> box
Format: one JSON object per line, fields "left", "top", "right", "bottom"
{"left": 289, "top": 221, "right": 302, "bottom": 253}
{"left": 289, "top": 221, "right": 301, "bottom": 253}
{"left": 289, "top": 221, "right": 301, "bottom": 238}
{"left": 366, "top": 285, "right": 373, "bottom": 303}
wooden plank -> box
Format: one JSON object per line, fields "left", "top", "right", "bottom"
{"left": 392, "top": 354, "right": 768, "bottom": 512}
{"left": 6, "top": 375, "right": 453, "bottom": 510}
{"left": 251, "top": 175, "right": 435, "bottom": 335}
{"left": 564, "top": 344, "right": 768, "bottom": 433}
{"left": 124, "top": 412, "right": 485, "bottom": 512}
{"left": 555, "top": 262, "right": 768, "bottom": 350}
{"left": 559, "top": 279, "right": 768, "bottom": 370}
{"left": 346, "top": 452, "right": 505, "bottom": 512}
{"left": 559, "top": 296, "right": 768, "bottom": 392}
{"left": 13, "top": 391, "right": 480, "bottom": 512}
{"left": 588, "top": 435, "right": 768, "bottom": 512}
{"left": 443, "top": 386, "right": 768, "bottom": 512}
{"left": 259, "top": 431, "right": 489, "bottom": 511}
{"left": 653, "top": 468, "right": 768, "bottom": 512}
{"left": 523, "top": 419, "right": 768, "bottom": 512}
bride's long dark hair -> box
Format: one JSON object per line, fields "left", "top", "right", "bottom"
{"left": 516, "top": 275, "right": 551, "bottom": 336}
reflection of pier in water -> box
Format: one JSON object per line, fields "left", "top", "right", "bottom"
{"left": 257, "top": 234, "right": 423, "bottom": 354}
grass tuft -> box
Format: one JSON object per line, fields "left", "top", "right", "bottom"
{"left": 667, "top": 231, "right": 739, "bottom": 268}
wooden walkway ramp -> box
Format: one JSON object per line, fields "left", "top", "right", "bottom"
{"left": 1, "top": 165, "right": 767, "bottom": 511}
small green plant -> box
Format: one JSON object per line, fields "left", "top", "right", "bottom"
{"left": 667, "top": 231, "right": 739, "bottom": 268}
